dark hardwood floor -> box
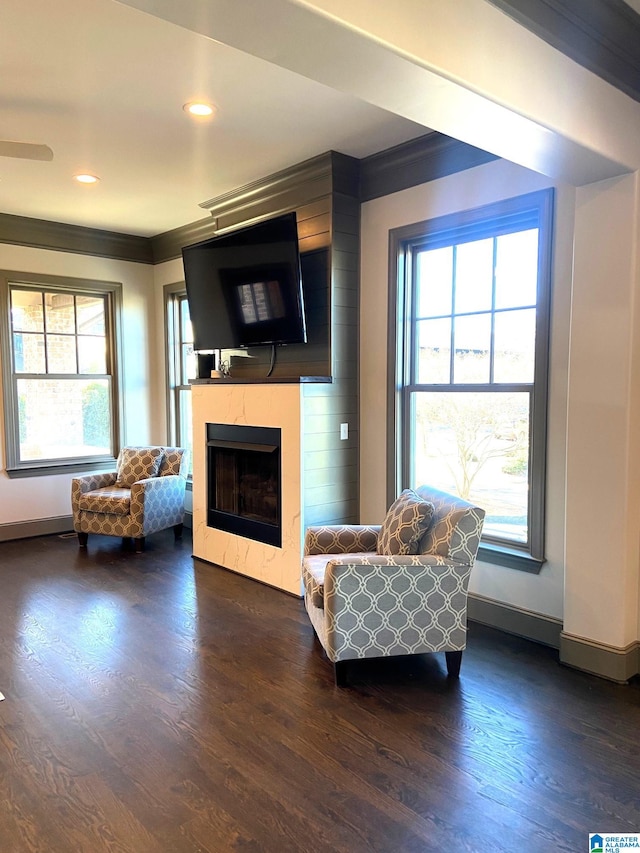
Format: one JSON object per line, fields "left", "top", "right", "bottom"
{"left": 0, "top": 529, "right": 638, "bottom": 852}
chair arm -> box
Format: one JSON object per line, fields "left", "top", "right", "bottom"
{"left": 71, "top": 472, "right": 117, "bottom": 508}
{"left": 131, "top": 474, "right": 184, "bottom": 489}
{"left": 323, "top": 554, "right": 474, "bottom": 659}
{"left": 304, "top": 525, "right": 381, "bottom": 556}
{"left": 325, "top": 552, "right": 471, "bottom": 582}
{"left": 324, "top": 554, "right": 474, "bottom": 618}
{"left": 130, "top": 475, "right": 187, "bottom": 532}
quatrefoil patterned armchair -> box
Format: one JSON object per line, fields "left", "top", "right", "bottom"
{"left": 302, "top": 485, "right": 485, "bottom": 686}
{"left": 71, "top": 446, "right": 188, "bottom": 552}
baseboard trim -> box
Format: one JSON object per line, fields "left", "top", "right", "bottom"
{"left": 560, "top": 632, "right": 640, "bottom": 683}
{"left": 0, "top": 515, "right": 74, "bottom": 542}
{"left": 0, "top": 513, "right": 193, "bottom": 542}
{"left": 468, "top": 593, "right": 563, "bottom": 649}
{"left": 467, "top": 597, "right": 640, "bottom": 682}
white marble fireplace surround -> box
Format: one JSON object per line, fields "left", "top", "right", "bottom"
{"left": 192, "top": 378, "right": 335, "bottom": 596}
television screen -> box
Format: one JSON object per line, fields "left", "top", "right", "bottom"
{"left": 182, "top": 212, "right": 306, "bottom": 351}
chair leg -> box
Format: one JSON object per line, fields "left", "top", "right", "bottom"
{"left": 134, "top": 537, "right": 145, "bottom": 553}
{"left": 445, "top": 650, "right": 463, "bottom": 678}
{"left": 173, "top": 523, "right": 183, "bottom": 542}
{"left": 77, "top": 532, "right": 88, "bottom": 548}
{"left": 335, "top": 660, "right": 349, "bottom": 687}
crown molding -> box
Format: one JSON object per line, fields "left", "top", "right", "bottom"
{"left": 151, "top": 151, "right": 360, "bottom": 263}
{"left": 359, "top": 133, "right": 500, "bottom": 202}
{"left": 150, "top": 216, "right": 222, "bottom": 265}
{"left": 2, "top": 136, "right": 505, "bottom": 265}
{"left": 151, "top": 136, "right": 501, "bottom": 263}
{"left": 487, "top": 0, "right": 640, "bottom": 103}
{"left": 198, "top": 150, "right": 359, "bottom": 222}
{"left": 0, "top": 213, "right": 152, "bottom": 264}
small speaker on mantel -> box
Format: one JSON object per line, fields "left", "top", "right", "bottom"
{"left": 197, "top": 353, "right": 216, "bottom": 379}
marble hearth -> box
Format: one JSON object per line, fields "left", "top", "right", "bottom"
{"left": 192, "top": 378, "right": 349, "bottom": 596}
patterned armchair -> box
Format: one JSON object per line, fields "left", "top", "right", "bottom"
{"left": 71, "top": 446, "right": 188, "bottom": 552}
{"left": 302, "top": 485, "right": 485, "bottom": 686}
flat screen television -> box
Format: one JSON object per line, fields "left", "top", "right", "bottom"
{"left": 182, "top": 212, "right": 307, "bottom": 351}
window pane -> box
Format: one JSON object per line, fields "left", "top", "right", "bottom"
{"left": 11, "top": 290, "right": 43, "bottom": 332}
{"left": 454, "top": 238, "right": 493, "bottom": 314}
{"left": 182, "top": 342, "right": 195, "bottom": 384}
{"left": 453, "top": 313, "right": 491, "bottom": 383}
{"left": 180, "top": 298, "right": 193, "bottom": 343}
{"left": 76, "top": 296, "right": 105, "bottom": 335}
{"left": 17, "top": 378, "right": 111, "bottom": 461}
{"left": 13, "top": 332, "right": 45, "bottom": 373}
{"left": 47, "top": 334, "right": 77, "bottom": 373}
{"left": 416, "top": 318, "right": 451, "bottom": 384}
{"left": 178, "top": 388, "right": 193, "bottom": 468}
{"left": 400, "top": 191, "right": 552, "bottom": 563}
{"left": 416, "top": 247, "right": 453, "bottom": 318}
{"left": 78, "top": 336, "right": 106, "bottom": 374}
{"left": 495, "top": 229, "right": 538, "bottom": 309}
{"left": 411, "top": 390, "right": 530, "bottom": 544}
{"left": 45, "top": 292, "right": 75, "bottom": 333}
{"left": 494, "top": 309, "right": 536, "bottom": 383}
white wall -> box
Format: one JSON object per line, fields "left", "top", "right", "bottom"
{"left": 564, "top": 173, "right": 640, "bottom": 650}
{"left": 360, "top": 158, "right": 574, "bottom": 622}
{"left": 0, "top": 244, "right": 156, "bottom": 526}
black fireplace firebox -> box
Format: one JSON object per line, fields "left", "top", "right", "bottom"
{"left": 206, "top": 423, "right": 281, "bottom": 547}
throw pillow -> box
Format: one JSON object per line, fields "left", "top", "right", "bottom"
{"left": 377, "top": 489, "right": 435, "bottom": 556}
{"left": 116, "top": 447, "right": 164, "bottom": 488}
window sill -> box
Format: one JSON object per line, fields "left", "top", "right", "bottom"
{"left": 6, "top": 458, "right": 117, "bottom": 479}
{"left": 477, "top": 542, "right": 544, "bottom": 574}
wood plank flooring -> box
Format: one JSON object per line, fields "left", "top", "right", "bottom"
{"left": 0, "top": 529, "right": 639, "bottom": 852}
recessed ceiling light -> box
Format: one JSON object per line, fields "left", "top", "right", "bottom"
{"left": 73, "top": 173, "right": 100, "bottom": 184}
{"left": 184, "top": 102, "right": 215, "bottom": 117}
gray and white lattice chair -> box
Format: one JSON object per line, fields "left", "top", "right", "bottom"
{"left": 302, "top": 485, "right": 485, "bottom": 686}
{"left": 71, "top": 446, "right": 188, "bottom": 552}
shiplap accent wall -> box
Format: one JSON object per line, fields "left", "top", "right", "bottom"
{"left": 193, "top": 151, "right": 361, "bottom": 525}
{"left": 302, "top": 382, "right": 358, "bottom": 527}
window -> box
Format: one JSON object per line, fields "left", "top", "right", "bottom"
{"left": 0, "top": 271, "right": 122, "bottom": 477}
{"left": 390, "top": 190, "right": 553, "bottom": 571}
{"left": 165, "top": 285, "right": 195, "bottom": 475}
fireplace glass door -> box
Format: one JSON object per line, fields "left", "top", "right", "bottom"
{"left": 207, "top": 424, "right": 281, "bottom": 546}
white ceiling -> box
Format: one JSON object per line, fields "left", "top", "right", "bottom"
{"left": 0, "top": 0, "right": 428, "bottom": 237}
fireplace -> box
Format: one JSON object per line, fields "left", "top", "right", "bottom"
{"left": 206, "top": 423, "right": 281, "bottom": 547}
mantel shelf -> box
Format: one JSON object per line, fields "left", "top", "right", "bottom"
{"left": 191, "top": 376, "right": 332, "bottom": 385}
